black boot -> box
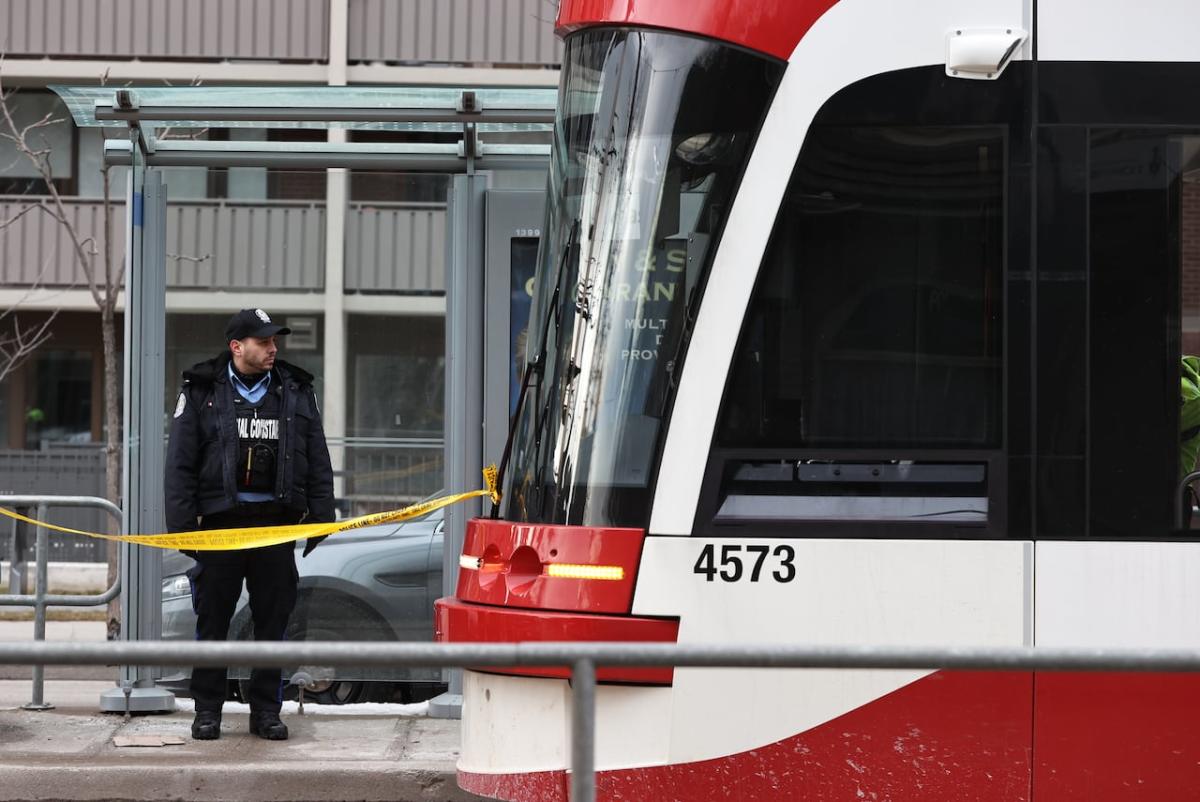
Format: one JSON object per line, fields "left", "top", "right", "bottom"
{"left": 248, "top": 711, "right": 289, "bottom": 741}
{"left": 191, "top": 710, "right": 221, "bottom": 740}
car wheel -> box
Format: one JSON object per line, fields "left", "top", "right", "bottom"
{"left": 237, "top": 594, "right": 396, "bottom": 705}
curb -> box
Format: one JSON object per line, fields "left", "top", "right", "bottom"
{"left": 0, "top": 764, "right": 483, "bottom": 802}
{"left": 0, "top": 562, "right": 108, "bottom": 595}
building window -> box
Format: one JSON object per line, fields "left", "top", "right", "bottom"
{"left": 26, "top": 350, "right": 92, "bottom": 448}
{"left": 347, "top": 315, "right": 443, "bottom": 438}
{"left": 0, "top": 90, "right": 77, "bottom": 196}
{"left": 345, "top": 315, "right": 444, "bottom": 506}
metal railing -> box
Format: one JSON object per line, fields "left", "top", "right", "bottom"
{"left": 0, "top": 495, "right": 122, "bottom": 710}
{"left": 347, "top": 0, "right": 562, "bottom": 66}
{"left": 0, "top": 450, "right": 110, "bottom": 562}
{"left": 0, "top": 195, "right": 449, "bottom": 293}
{"left": 1, "top": 0, "right": 330, "bottom": 62}
{"left": 328, "top": 436, "right": 444, "bottom": 514}
{"left": 3, "top": 639, "right": 1200, "bottom": 802}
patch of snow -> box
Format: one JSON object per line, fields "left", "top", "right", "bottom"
{"left": 172, "top": 698, "right": 430, "bottom": 716}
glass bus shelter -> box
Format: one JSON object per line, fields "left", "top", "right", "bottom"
{"left": 54, "top": 84, "right": 554, "bottom": 714}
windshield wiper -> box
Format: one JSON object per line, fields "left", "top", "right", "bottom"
{"left": 491, "top": 219, "right": 580, "bottom": 518}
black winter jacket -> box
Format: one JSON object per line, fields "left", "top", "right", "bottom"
{"left": 164, "top": 352, "right": 335, "bottom": 538}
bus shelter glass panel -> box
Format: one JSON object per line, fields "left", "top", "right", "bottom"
{"left": 153, "top": 165, "right": 447, "bottom": 698}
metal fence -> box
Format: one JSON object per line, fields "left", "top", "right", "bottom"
{"left": 0, "top": 196, "right": 124, "bottom": 288}
{"left": 0, "top": 0, "right": 330, "bottom": 62}
{"left": 3, "top": 639, "right": 1200, "bottom": 802}
{"left": 0, "top": 494, "right": 121, "bottom": 711}
{"left": 165, "top": 200, "right": 327, "bottom": 291}
{"left": 0, "top": 448, "right": 109, "bottom": 562}
{"left": 0, "top": 196, "right": 448, "bottom": 293}
{"left": 334, "top": 436, "right": 444, "bottom": 514}
{"left": 0, "top": 439, "right": 446, "bottom": 554}
{"left": 344, "top": 202, "right": 445, "bottom": 293}
{"left": 347, "top": 0, "right": 562, "bottom": 66}
{"left": 1, "top": 0, "right": 563, "bottom": 66}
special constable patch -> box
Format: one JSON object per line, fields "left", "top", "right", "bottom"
{"left": 173, "top": 393, "right": 187, "bottom": 418}
{"left": 237, "top": 417, "right": 280, "bottom": 439}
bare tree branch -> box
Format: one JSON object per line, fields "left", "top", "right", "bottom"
{"left": 0, "top": 312, "right": 55, "bottom": 384}
{"left": 0, "top": 69, "right": 105, "bottom": 309}
{"left": 0, "top": 150, "right": 23, "bottom": 172}
{"left": 0, "top": 54, "right": 125, "bottom": 633}
{"left": 96, "top": 69, "right": 122, "bottom": 299}
{"left": 532, "top": 0, "right": 560, "bottom": 24}
{"left": 158, "top": 127, "right": 210, "bottom": 141}
{"left": 17, "top": 111, "right": 65, "bottom": 143}
{"left": 157, "top": 75, "right": 207, "bottom": 141}
{"left": 0, "top": 262, "right": 65, "bottom": 325}
{"left": 167, "top": 252, "right": 212, "bottom": 263}
{"left": 77, "top": 235, "right": 100, "bottom": 259}
{"left": 0, "top": 261, "right": 62, "bottom": 384}
{"left": 0, "top": 201, "right": 50, "bottom": 230}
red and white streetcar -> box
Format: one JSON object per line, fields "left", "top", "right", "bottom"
{"left": 437, "top": 0, "right": 1200, "bottom": 798}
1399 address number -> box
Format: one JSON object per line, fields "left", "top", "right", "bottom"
{"left": 693, "top": 544, "right": 796, "bottom": 583}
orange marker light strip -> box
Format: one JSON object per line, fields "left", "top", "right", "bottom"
{"left": 543, "top": 563, "right": 625, "bottom": 581}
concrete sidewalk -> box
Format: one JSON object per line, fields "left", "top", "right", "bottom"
{"left": 0, "top": 685, "right": 478, "bottom": 802}
{"left": 0, "top": 620, "right": 482, "bottom": 802}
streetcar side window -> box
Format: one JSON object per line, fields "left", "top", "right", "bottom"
{"left": 1074, "top": 130, "right": 1189, "bottom": 538}
{"left": 706, "top": 125, "right": 1005, "bottom": 534}
{"left": 699, "top": 64, "right": 1199, "bottom": 540}
{"left": 1026, "top": 126, "right": 1194, "bottom": 539}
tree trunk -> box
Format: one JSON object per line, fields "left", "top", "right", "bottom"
{"left": 101, "top": 166, "right": 121, "bottom": 640}
{"left": 102, "top": 300, "right": 121, "bottom": 640}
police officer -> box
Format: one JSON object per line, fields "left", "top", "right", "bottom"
{"left": 165, "top": 309, "right": 334, "bottom": 741}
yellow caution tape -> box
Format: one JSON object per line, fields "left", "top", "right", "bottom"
{"left": 0, "top": 465, "right": 501, "bottom": 552}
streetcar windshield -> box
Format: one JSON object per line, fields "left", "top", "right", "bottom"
{"left": 505, "top": 28, "right": 783, "bottom": 527}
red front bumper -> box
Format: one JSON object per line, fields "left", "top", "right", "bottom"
{"left": 436, "top": 518, "right": 679, "bottom": 684}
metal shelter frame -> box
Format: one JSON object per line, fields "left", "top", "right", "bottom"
{"left": 53, "top": 84, "right": 555, "bottom": 713}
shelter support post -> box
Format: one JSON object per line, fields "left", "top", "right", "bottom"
{"left": 100, "top": 137, "right": 174, "bottom": 713}
{"left": 430, "top": 172, "right": 488, "bottom": 719}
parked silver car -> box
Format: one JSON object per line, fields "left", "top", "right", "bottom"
{"left": 159, "top": 505, "right": 446, "bottom": 704}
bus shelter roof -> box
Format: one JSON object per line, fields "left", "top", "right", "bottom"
{"left": 50, "top": 84, "right": 556, "bottom": 170}
{"left": 52, "top": 84, "right": 557, "bottom": 131}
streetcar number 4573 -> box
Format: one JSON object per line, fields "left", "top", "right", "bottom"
{"left": 693, "top": 544, "right": 796, "bottom": 583}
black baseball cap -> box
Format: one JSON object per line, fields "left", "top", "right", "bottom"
{"left": 224, "top": 308, "right": 291, "bottom": 342}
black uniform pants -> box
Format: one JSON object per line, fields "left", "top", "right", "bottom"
{"left": 187, "top": 505, "right": 300, "bottom": 714}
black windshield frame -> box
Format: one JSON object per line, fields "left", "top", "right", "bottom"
{"left": 503, "top": 28, "right": 784, "bottom": 528}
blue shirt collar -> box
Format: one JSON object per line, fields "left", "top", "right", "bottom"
{"left": 228, "top": 362, "right": 271, "bottom": 401}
